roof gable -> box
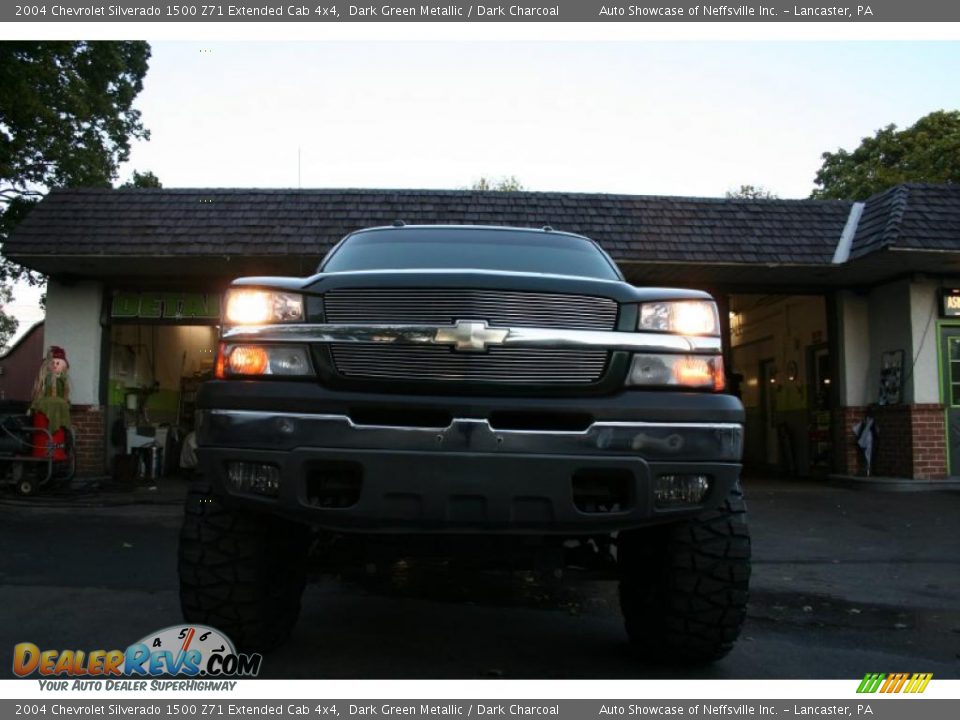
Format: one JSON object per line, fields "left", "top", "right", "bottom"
{"left": 850, "top": 183, "right": 960, "bottom": 259}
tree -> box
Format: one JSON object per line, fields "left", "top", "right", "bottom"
{"left": 470, "top": 175, "right": 525, "bottom": 191}
{"left": 0, "top": 41, "right": 152, "bottom": 347}
{"left": 120, "top": 170, "right": 162, "bottom": 189}
{"left": 725, "top": 184, "right": 779, "bottom": 200}
{"left": 0, "top": 282, "right": 17, "bottom": 352}
{"left": 811, "top": 110, "right": 960, "bottom": 200}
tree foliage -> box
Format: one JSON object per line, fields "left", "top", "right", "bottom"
{"left": 0, "top": 41, "right": 152, "bottom": 348}
{"left": 0, "top": 41, "right": 152, "bottom": 283}
{"left": 725, "top": 184, "right": 779, "bottom": 200}
{"left": 120, "top": 170, "right": 163, "bottom": 189}
{"left": 0, "top": 282, "right": 17, "bottom": 352}
{"left": 471, "top": 175, "right": 525, "bottom": 192}
{"left": 811, "top": 110, "right": 960, "bottom": 200}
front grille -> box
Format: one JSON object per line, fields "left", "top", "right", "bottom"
{"left": 324, "top": 288, "right": 618, "bottom": 330}
{"left": 330, "top": 345, "right": 609, "bottom": 384}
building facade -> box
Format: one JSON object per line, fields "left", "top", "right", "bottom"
{"left": 0, "top": 321, "right": 44, "bottom": 404}
{"left": 5, "top": 184, "right": 960, "bottom": 481}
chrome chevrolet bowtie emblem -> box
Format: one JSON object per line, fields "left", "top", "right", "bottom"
{"left": 434, "top": 320, "right": 509, "bottom": 352}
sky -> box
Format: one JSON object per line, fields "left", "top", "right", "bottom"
{"left": 122, "top": 41, "right": 959, "bottom": 197}
{"left": 6, "top": 39, "right": 960, "bottom": 344}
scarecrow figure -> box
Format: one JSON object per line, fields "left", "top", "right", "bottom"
{"left": 30, "top": 345, "right": 71, "bottom": 460}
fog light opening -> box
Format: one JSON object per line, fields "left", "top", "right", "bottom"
{"left": 226, "top": 461, "right": 281, "bottom": 497}
{"left": 654, "top": 473, "right": 711, "bottom": 508}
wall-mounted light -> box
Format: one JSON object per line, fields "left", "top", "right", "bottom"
{"left": 786, "top": 360, "right": 798, "bottom": 383}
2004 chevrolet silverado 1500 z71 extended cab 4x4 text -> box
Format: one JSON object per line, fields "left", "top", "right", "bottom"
{"left": 178, "top": 224, "right": 749, "bottom": 664}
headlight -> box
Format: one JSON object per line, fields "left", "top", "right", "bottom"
{"left": 215, "top": 343, "right": 313, "bottom": 378}
{"left": 627, "top": 353, "right": 725, "bottom": 391}
{"left": 224, "top": 289, "right": 304, "bottom": 325}
{"left": 639, "top": 300, "right": 719, "bottom": 336}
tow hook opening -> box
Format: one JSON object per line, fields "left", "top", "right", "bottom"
{"left": 571, "top": 469, "right": 633, "bottom": 513}
{"left": 306, "top": 460, "right": 364, "bottom": 508}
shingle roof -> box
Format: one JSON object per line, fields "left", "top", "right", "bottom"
{"left": 6, "top": 185, "right": 959, "bottom": 283}
{"left": 3, "top": 187, "right": 855, "bottom": 268}
{"left": 850, "top": 183, "right": 960, "bottom": 259}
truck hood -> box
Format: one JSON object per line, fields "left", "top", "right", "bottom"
{"left": 233, "top": 269, "right": 714, "bottom": 304}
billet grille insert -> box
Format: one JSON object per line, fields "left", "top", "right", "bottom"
{"left": 330, "top": 345, "right": 609, "bottom": 385}
{"left": 323, "top": 288, "right": 618, "bottom": 330}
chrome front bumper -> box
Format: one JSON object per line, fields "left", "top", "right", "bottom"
{"left": 197, "top": 410, "right": 743, "bottom": 533}
{"left": 200, "top": 410, "right": 742, "bottom": 462}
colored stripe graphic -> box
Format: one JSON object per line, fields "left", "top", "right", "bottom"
{"left": 904, "top": 673, "right": 933, "bottom": 694}
{"left": 881, "top": 673, "right": 903, "bottom": 693}
{"left": 857, "top": 672, "right": 932, "bottom": 693}
{"left": 857, "top": 673, "right": 886, "bottom": 693}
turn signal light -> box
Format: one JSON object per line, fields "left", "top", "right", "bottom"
{"left": 228, "top": 345, "right": 270, "bottom": 375}
{"left": 673, "top": 356, "right": 719, "bottom": 389}
{"left": 214, "top": 343, "right": 314, "bottom": 378}
{"left": 214, "top": 343, "right": 227, "bottom": 379}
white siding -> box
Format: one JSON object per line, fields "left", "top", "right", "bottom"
{"left": 43, "top": 280, "right": 103, "bottom": 406}
{"left": 836, "top": 290, "right": 870, "bottom": 407}
{"left": 909, "top": 281, "right": 941, "bottom": 405}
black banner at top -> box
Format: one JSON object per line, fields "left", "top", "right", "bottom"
{"left": 4, "top": 0, "right": 960, "bottom": 22}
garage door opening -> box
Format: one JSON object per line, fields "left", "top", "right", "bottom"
{"left": 727, "top": 294, "right": 833, "bottom": 478}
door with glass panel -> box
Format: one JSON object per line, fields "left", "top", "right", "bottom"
{"left": 940, "top": 328, "right": 960, "bottom": 476}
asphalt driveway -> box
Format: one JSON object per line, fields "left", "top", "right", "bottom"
{"left": 1, "top": 477, "right": 957, "bottom": 679}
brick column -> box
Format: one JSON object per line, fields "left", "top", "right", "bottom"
{"left": 71, "top": 404, "right": 106, "bottom": 476}
{"left": 832, "top": 403, "right": 947, "bottom": 479}
{"left": 910, "top": 404, "right": 947, "bottom": 480}
{"left": 833, "top": 406, "right": 866, "bottom": 475}
{"left": 872, "top": 405, "right": 914, "bottom": 478}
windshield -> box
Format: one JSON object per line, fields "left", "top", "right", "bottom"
{"left": 321, "top": 228, "right": 622, "bottom": 281}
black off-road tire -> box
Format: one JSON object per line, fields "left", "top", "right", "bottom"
{"left": 618, "top": 483, "right": 751, "bottom": 664}
{"left": 178, "top": 479, "right": 309, "bottom": 652}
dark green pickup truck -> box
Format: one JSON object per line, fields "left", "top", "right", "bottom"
{"left": 178, "top": 224, "right": 749, "bottom": 664}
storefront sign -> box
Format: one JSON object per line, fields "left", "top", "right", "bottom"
{"left": 940, "top": 288, "right": 960, "bottom": 318}
{"left": 111, "top": 291, "right": 221, "bottom": 321}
